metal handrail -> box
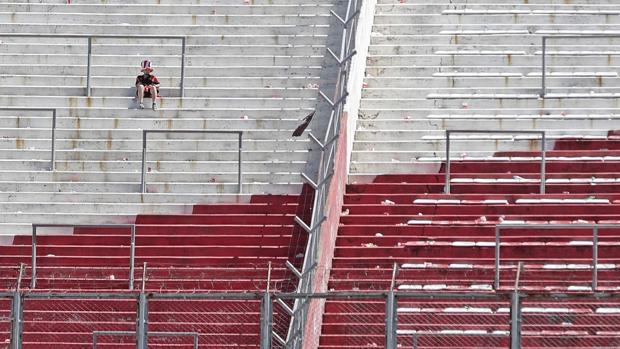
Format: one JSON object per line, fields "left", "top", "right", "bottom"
{"left": 444, "top": 130, "right": 546, "bottom": 194}
{"left": 0, "top": 34, "right": 186, "bottom": 97}
{"left": 140, "top": 130, "right": 243, "bottom": 194}
{"left": 494, "top": 223, "right": 620, "bottom": 291}
{"left": 283, "top": 0, "right": 362, "bottom": 346}
{"left": 413, "top": 332, "right": 509, "bottom": 349}
{"left": 30, "top": 224, "right": 136, "bottom": 290}
{"left": 93, "top": 331, "right": 199, "bottom": 349}
{"left": 0, "top": 108, "right": 57, "bottom": 171}
{"left": 540, "top": 35, "right": 620, "bottom": 97}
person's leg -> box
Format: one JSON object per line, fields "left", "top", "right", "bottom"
{"left": 149, "top": 86, "right": 158, "bottom": 109}
{"left": 136, "top": 84, "right": 145, "bottom": 108}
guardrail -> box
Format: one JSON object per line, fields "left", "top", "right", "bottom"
{"left": 140, "top": 130, "right": 243, "bottom": 194}
{"left": 444, "top": 130, "right": 546, "bottom": 194}
{"left": 0, "top": 108, "right": 57, "bottom": 171}
{"left": 494, "top": 223, "right": 620, "bottom": 291}
{"left": 540, "top": 35, "right": 620, "bottom": 97}
{"left": 30, "top": 224, "right": 136, "bottom": 290}
{"left": 284, "top": 0, "right": 362, "bottom": 346}
{"left": 0, "top": 34, "right": 187, "bottom": 97}
{"left": 93, "top": 331, "right": 199, "bottom": 349}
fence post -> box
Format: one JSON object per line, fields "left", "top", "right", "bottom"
{"left": 260, "top": 293, "right": 272, "bottom": 349}
{"left": 592, "top": 226, "right": 599, "bottom": 291}
{"left": 50, "top": 109, "right": 57, "bottom": 171}
{"left": 86, "top": 37, "right": 92, "bottom": 97}
{"left": 385, "top": 292, "right": 397, "bottom": 349}
{"left": 137, "top": 292, "right": 148, "bottom": 349}
{"left": 510, "top": 292, "right": 522, "bottom": 349}
{"left": 540, "top": 37, "right": 546, "bottom": 98}
{"left": 30, "top": 225, "right": 37, "bottom": 289}
{"left": 129, "top": 225, "right": 136, "bottom": 290}
{"left": 238, "top": 132, "right": 243, "bottom": 194}
{"left": 444, "top": 130, "right": 451, "bottom": 194}
{"left": 140, "top": 130, "right": 147, "bottom": 193}
{"left": 540, "top": 132, "right": 546, "bottom": 194}
{"left": 180, "top": 37, "right": 186, "bottom": 98}
{"left": 10, "top": 292, "right": 22, "bottom": 349}
{"left": 494, "top": 225, "right": 500, "bottom": 290}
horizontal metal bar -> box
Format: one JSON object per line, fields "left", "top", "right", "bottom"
{"left": 275, "top": 291, "right": 508, "bottom": 300}
{"left": 446, "top": 130, "right": 545, "bottom": 135}
{"left": 149, "top": 332, "right": 199, "bottom": 337}
{"left": 0, "top": 33, "right": 185, "bottom": 39}
{"left": 93, "top": 331, "right": 134, "bottom": 336}
{"left": 0, "top": 107, "right": 56, "bottom": 112}
{"left": 414, "top": 333, "right": 509, "bottom": 338}
{"left": 544, "top": 35, "right": 620, "bottom": 40}
{"left": 150, "top": 292, "right": 262, "bottom": 300}
{"left": 144, "top": 130, "right": 243, "bottom": 135}
{"left": 25, "top": 292, "right": 139, "bottom": 299}
{"left": 33, "top": 224, "right": 133, "bottom": 229}
{"left": 498, "top": 224, "right": 620, "bottom": 229}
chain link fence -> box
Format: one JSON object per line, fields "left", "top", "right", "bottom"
{"left": 3, "top": 290, "right": 620, "bottom": 348}
{"left": 397, "top": 294, "right": 511, "bottom": 349}
{"left": 0, "top": 294, "right": 12, "bottom": 348}
{"left": 20, "top": 293, "right": 137, "bottom": 348}
{"left": 521, "top": 294, "right": 620, "bottom": 348}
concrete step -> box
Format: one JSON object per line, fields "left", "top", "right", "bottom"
{"left": 364, "top": 76, "right": 620, "bottom": 89}
{"left": 0, "top": 12, "right": 333, "bottom": 25}
{"left": 1, "top": 159, "right": 306, "bottom": 172}
{"left": 1, "top": 3, "right": 339, "bottom": 15}
{"left": 0, "top": 85, "right": 318, "bottom": 98}
{"left": 0, "top": 96, "right": 317, "bottom": 109}
{"left": 0, "top": 23, "right": 332, "bottom": 35}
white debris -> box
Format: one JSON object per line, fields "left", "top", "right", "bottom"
{"left": 381, "top": 199, "right": 396, "bottom": 205}
{"left": 444, "top": 307, "right": 492, "bottom": 313}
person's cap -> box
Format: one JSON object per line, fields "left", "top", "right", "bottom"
{"left": 141, "top": 60, "right": 153, "bottom": 72}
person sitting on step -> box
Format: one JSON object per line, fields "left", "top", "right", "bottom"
{"left": 135, "top": 60, "right": 160, "bottom": 110}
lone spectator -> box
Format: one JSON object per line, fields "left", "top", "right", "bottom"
{"left": 136, "top": 60, "right": 160, "bottom": 110}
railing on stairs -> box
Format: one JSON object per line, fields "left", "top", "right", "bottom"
{"left": 277, "top": 0, "right": 363, "bottom": 347}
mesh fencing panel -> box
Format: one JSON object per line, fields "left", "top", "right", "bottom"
{"left": 397, "top": 295, "right": 510, "bottom": 349}
{"left": 149, "top": 296, "right": 262, "bottom": 348}
{"left": 319, "top": 297, "right": 386, "bottom": 348}
{"left": 21, "top": 294, "right": 137, "bottom": 348}
{"left": 521, "top": 295, "right": 620, "bottom": 348}
{"left": 0, "top": 295, "right": 12, "bottom": 348}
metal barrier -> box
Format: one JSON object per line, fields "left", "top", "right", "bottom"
{"left": 140, "top": 130, "right": 243, "bottom": 194}
{"left": 284, "top": 0, "right": 362, "bottom": 346}
{"left": 5, "top": 287, "right": 620, "bottom": 349}
{"left": 30, "top": 224, "right": 136, "bottom": 290}
{"left": 92, "top": 331, "right": 199, "bottom": 349}
{"left": 444, "top": 130, "right": 546, "bottom": 194}
{"left": 494, "top": 223, "right": 620, "bottom": 291}
{"left": 541, "top": 35, "right": 620, "bottom": 97}
{"left": 0, "top": 34, "right": 187, "bottom": 97}
{"left": 0, "top": 108, "right": 57, "bottom": 171}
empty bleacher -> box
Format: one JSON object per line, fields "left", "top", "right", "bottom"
{"left": 0, "top": 0, "right": 345, "bottom": 234}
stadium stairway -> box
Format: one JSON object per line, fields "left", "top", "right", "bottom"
{"left": 0, "top": 185, "right": 314, "bottom": 347}
{"left": 0, "top": 0, "right": 347, "bottom": 234}
{"left": 320, "top": 131, "right": 620, "bottom": 348}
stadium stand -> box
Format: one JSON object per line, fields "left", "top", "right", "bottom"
{"left": 0, "top": 0, "right": 345, "bottom": 234}
{"left": 318, "top": 0, "right": 620, "bottom": 347}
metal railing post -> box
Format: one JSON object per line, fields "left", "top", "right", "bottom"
{"left": 494, "top": 225, "right": 501, "bottom": 291}
{"left": 180, "top": 37, "right": 186, "bottom": 98}
{"left": 137, "top": 292, "right": 148, "bottom": 349}
{"left": 238, "top": 132, "right": 243, "bottom": 194}
{"left": 30, "top": 225, "right": 37, "bottom": 289}
{"left": 510, "top": 292, "right": 522, "bottom": 349}
{"left": 10, "top": 291, "right": 22, "bottom": 349}
{"left": 592, "top": 226, "right": 599, "bottom": 291}
{"left": 444, "top": 130, "right": 451, "bottom": 194}
{"left": 50, "top": 109, "right": 57, "bottom": 171}
{"left": 140, "top": 130, "right": 147, "bottom": 193}
{"left": 540, "top": 37, "right": 546, "bottom": 98}
{"left": 86, "top": 37, "right": 92, "bottom": 97}
{"left": 540, "top": 132, "right": 546, "bottom": 194}
{"left": 129, "top": 225, "right": 136, "bottom": 290}
{"left": 260, "top": 292, "right": 272, "bottom": 349}
{"left": 385, "top": 292, "right": 397, "bottom": 349}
